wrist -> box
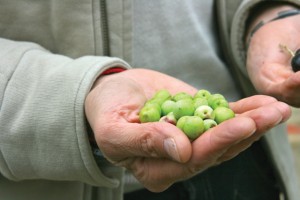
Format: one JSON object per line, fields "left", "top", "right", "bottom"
{"left": 245, "top": 4, "right": 299, "bottom": 48}
{"left": 86, "top": 67, "right": 126, "bottom": 162}
{"left": 90, "top": 67, "right": 126, "bottom": 90}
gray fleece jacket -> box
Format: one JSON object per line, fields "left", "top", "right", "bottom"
{"left": 0, "top": 0, "right": 300, "bottom": 199}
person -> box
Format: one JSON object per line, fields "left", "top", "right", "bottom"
{"left": 0, "top": 0, "right": 300, "bottom": 200}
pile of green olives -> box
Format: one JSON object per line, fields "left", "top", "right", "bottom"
{"left": 139, "top": 89, "right": 235, "bottom": 140}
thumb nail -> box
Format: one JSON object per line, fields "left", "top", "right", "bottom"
{"left": 164, "top": 138, "right": 180, "bottom": 162}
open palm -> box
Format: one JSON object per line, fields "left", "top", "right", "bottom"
{"left": 85, "top": 69, "right": 290, "bottom": 192}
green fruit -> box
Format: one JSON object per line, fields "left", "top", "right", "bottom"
{"left": 159, "top": 112, "right": 177, "bottom": 125}
{"left": 144, "top": 101, "right": 162, "bottom": 114}
{"left": 213, "top": 107, "right": 235, "bottom": 124}
{"left": 193, "top": 97, "right": 208, "bottom": 109}
{"left": 176, "top": 116, "right": 189, "bottom": 130}
{"left": 194, "top": 89, "right": 211, "bottom": 100}
{"left": 147, "top": 89, "right": 171, "bottom": 106}
{"left": 172, "top": 92, "right": 193, "bottom": 102}
{"left": 208, "top": 94, "right": 225, "bottom": 105}
{"left": 147, "top": 97, "right": 166, "bottom": 106}
{"left": 210, "top": 98, "right": 229, "bottom": 109}
{"left": 203, "top": 119, "right": 217, "bottom": 131}
{"left": 139, "top": 105, "right": 161, "bottom": 123}
{"left": 139, "top": 89, "right": 235, "bottom": 138}
{"left": 194, "top": 105, "right": 215, "bottom": 120}
{"left": 153, "top": 89, "right": 171, "bottom": 101}
{"left": 177, "top": 116, "right": 204, "bottom": 140}
{"left": 173, "top": 99, "right": 195, "bottom": 119}
{"left": 161, "top": 100, "right": 177, "bottom": 116}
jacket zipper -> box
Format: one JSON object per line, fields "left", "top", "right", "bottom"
{"left": 99, "top": 0, "right": 110, "bottom": 56}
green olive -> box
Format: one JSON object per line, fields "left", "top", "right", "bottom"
{"left": 172, "top": 92, "right": 193, "bottom": 102}
{"left": 139, "top": 105, "right": 161, "bottom": 123}
{"left": 193, "top": 97, "right": 209, "bottom": 109}
{"left": 213, "top": 107, "right": 235, "bottom": 124}
{"left": 144, "top": 101, "right": 162, "bottom": 114}
{"left": 159, "top": 112, "right": 177, "bottom": 125}
{"left": 177, "top": 116, "right": 204, "bottom": 140}
{"left": 210, "top": 98, "right": 229, "bottom": 109}
{"left": 161, "top": 100, "right": 177, "bottom": 116}
{"left": 208, "top": 93, "right": 225, "bottom": 105}
{"left": 153, "top": 89, "right": 171, "bottom": 102}
{"left": 194, "top": 105, "right": 215, "bottom": 120}
{"left": 194, "top": 89, "right": 211, "bottom": 100}
{"left": 173, "top": 98, "right": 195, "bottom": 119}
{"left": 203, "top": 119, "right": 217, "bottom": 131}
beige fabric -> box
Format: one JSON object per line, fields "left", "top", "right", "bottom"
{"left": 1, "top": 0, "right": 300, "bottom": 199}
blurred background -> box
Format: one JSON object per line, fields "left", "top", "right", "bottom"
{"left": 287, "top": 107, "right": 300, "bottom": 186}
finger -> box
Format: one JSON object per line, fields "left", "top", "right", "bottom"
{"left": 127, "top": 158, "right": 187, "bottom": 192}
{"left": 230, "top": 95, "right": 277, "bottom": 114}
{"left": 240, "top": 101, "right": 291, "bottom": 127}
{"left": 99, "top": 121, "right": 192, "bottom": 164}
{"left": 188, "top": 116, "right": 256, "bottom": 172}
{"left": 219, "top": 101, "right": 291, "bottom": 162}
{"left": 276, "top": 72, "right": 300, "bottom": 107}
{"left": 216, "top": 130, "right": 261, "bottom": 164}
{"left": 283, "top": 71, "right": 300, "bottom": 90}
{"left": 127, "top": 118, "right": 255, "bottom": 192}
{"left": 122, "top": 102, "right": 289, "bottom": 192}
{"left": 120, "top": 118, "right": 259, "bottom": 192}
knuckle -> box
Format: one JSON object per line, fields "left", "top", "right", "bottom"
{"left": 140, "top": 133, "right": 160, "bottom": 157}
{"left": 139, "top": 125, "right": 164, "bottom": 157}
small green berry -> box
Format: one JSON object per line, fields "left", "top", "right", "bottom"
{"left": 147, "top": 98, "right": 164, "bottom": 107}
{"left": 210, "top": 98, "right": 229, "bottom": 109}
{"left": 147, "top": 89, "right": 171, "bottom": 106}
{"left": 177, "top": 116, "right": 204, "bottom": 140}
{"left": 159, "top": 112, "right": 177, "bottom": 125}
{"left": 208, "top": 94, "right": 225, "bottom": 103}
{"left": 144, "top": 101, "right": 162, "bottom": 114}
{"left": 172, "top": 92, "right": 193, "bottom": 102}
{"left": 194, "top": 89, "right": 211, "bottom": 100}
{"left": 176, "top": 116, "right": 189, "bottom": 130}
{"left": 161, "top": 100, "right": 177, "bottom": 116}
{"left": 153, "top": 89, "right": 171, "bottom": 101}
{"left": 194, "top": 105, "right": 215, "bottom": 120}
{"left": 193, "top": 97, "right": 209, "bottom": 109}
{"left": 139, "top": 105, "right": 161, "bottom": 123}
{"left": 213, "top": 107, "right": 235, "bottom": 124}
{"left": 173, "top": 99, "right": 195, "bottom": 119}
{"left": 203, "top": 119, "right": 217, "bottom": 131}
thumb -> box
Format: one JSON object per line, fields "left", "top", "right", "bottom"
{"left": 189, "top": 116, "right": 256, "bottom": 169}
{"left": 99, "top": 121, "right": 192, "bottom": 163}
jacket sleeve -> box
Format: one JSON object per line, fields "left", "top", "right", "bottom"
{"left": 0, "top": 37, "right": 130, "bottom": 188}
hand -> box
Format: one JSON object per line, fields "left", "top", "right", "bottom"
{"left": 85, "top": 69, "right": 291, "bottom": 192}
{"left": 247, "top": 14, "right": 300, "bottom": 107}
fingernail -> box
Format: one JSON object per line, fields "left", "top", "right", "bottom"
{"left": 164, "top": 138, "right": 180, "bottom": 162}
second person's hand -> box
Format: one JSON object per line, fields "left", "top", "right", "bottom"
{"left": 247, "top": 11, "right": 300, "bottom": 107}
